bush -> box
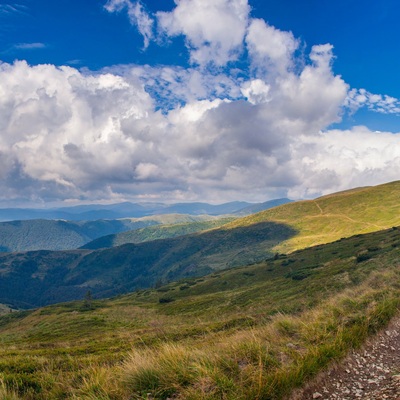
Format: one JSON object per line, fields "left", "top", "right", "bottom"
{"left": 356, "top": 253, "right": 372, "bottom": 263}
{"left": 159, "top": 297, "right": 174, "bottom": 304}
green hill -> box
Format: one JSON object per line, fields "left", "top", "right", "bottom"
{"left": 0, "top": 214, "right": 226, "bottom": 252}
{"left": 225, "top": 180, "right": 400, "bottom": 253}
{"left": 0, "top": 226, "right": 399, "bottom": 399}
{"left": 0, "top": 220, "right": 294, "bottom": 308}
{"left": 82, "top": 217, "right": 236, "bottom": 249}
{"left": 2, "top": 181, "right": 400, "bottom": 308}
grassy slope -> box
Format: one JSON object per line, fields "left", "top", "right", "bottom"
{"left": 226, "top": 180, "right": 400, "bottom": 253}
{"left": 0, "top": 221, "right": 296, "bottom": 308}
{"left": 0, "top": 226, "right": 399, "bottom": 398}
{"left": 82, "top": 217, "right": 236, "bottom": 249}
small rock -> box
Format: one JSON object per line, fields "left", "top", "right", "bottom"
{"left": 312, "top": 392, "right": 323, "bottom": 399}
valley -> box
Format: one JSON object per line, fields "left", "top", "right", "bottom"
{"left": 3, "top": 1, "right": 399, "bottom": 398}
{"left": 0, "top": 182, "right": 400, "bottom": 399}
{"left": 0, "top": 223, "right": 399, "bottom": 399}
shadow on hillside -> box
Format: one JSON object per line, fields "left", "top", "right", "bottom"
{"left": 200, "top": 220, "right": 298, "bottom": 246}
{"left": 0, "top": 221, "right": 298, "bottom": 308}
{"left": 171, "top": 220, "right": 299, "bottom": 268}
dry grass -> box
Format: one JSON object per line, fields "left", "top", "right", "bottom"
{"left": 120, "top": 280, "right": 399, "bottom": 399}
{"left": 1, "top": 226, "right": 400, "bottom": 399}
{"left": 0, "top": 379, "right": 19, "bottom": 400}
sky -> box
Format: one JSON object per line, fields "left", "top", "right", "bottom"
{"left": 1, "top": 0, "right": 400, "bottom": 206}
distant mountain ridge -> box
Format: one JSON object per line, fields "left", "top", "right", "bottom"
{"left": 0, "top": 201, "right": 247, "bottom": 221}
{"left": 232, "top": 198, "right": 293, "bottom": 215}
{"left": 0, "top": 199, "right": 291, "bottom": 222}
{"left": 82, "top": 198, "right": 292, "bottom": 250}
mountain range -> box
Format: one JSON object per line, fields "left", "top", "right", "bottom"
{"left": 0, "top": 214, "right": 231, "bottom": 252}
{"left": 1, "top": 181, "right": 399, "bottom": 309}
{"left": 0, "top": 198, "right": 291, "bottom": 222}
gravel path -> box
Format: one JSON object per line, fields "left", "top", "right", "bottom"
{"left": 289, "top": 315, "right": 400, "bottom": 399}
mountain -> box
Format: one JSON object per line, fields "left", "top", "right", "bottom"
{"left": 0, "top": 198, "right": 293, "bottom": 222}
{"left": 155, "top": 201, "right": 252, "bottom": 215}
{"left": 0, "top": 201, "right": 256, "bottom": 222}
{"left": 0, "top": 220, "right": 294, "bottom": 308}
{"left": 1, "top": 180, "right": 400, "bottom": 308}
{"left": 0, "top": 226, "right": 398, "bottom": 399}
{"left": 232, "top": 197, "right": 293, "bottom": 215}
{"left": 82, "top": 217, "right": 236, "bottom": 249}
{"left": 0, "top": 214, "right": 227, "bottom": 252}
{"left": 0, "top": 219, "right": 132, "bottom": 252}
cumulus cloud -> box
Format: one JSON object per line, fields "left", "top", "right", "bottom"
{"left": 157, "top": 0, "right": 250, "bottom": 67}
{"left": 246, "top": 18, "right": 299, "bottom": 76}
{"left": 0, "top": 0, "right": 399, "bottom": 205}
{"left": 287, "top": 126, "right": 400, "bottom": 199}
{"left": 241, "top": 79, "right": 271, "bottom": 105}
{"left": 0, "top": 61, "right": 156, "bottom": 201}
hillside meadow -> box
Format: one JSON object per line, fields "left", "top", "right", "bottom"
{"left": 226, "top": 180, "right": 400, "bottom": 253}
{"left": 0, "top": 226, "right": 400, "bottom": 399}
{"left": 82, "top": 217, "right": 236, "bottom": 250}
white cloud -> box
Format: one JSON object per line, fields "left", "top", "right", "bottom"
{"left": 14, "top": 42, "right": 46, "bottom": 50}
{"left": 246, "top": 18, "right": 299, "bottom": 76}
{"left": 157, "top": 0, "right": 250, "bottom": 67}
{"left": 241, "top": 79, "right": 271, "bottom": 105}
{"left": 0, "top": 3, "right": 28, "bottom": 16}
{"left": 1, "top": 1, "right": 400, "bottom": 205}
{"left": 0, "top": 56, "right": 399, "bottom": 204}
{"left": 287, "top": 126, "right": 400, "bottom": 199}
{"left": 346, "top": 88, "right": 400, "bottom": 115}
{"left": 104, "top": 0, "right": 154, "bottom": 49}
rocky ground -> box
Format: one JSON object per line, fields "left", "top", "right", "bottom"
{"left": 289, "top": 315, "right": 400, "bottom": 399}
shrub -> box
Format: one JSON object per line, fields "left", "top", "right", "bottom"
{"left": 356, "top": 254, "right": 372, "bottom": 263}
{"left": 159, "top": 297, "right": 174, "bottom": 304}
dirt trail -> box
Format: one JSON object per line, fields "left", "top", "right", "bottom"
{"left": 314, "top": 201, "right": 323, "bottom": 214}
{"left": 289, "top": 315, "right": 400, "bottom": 399}
{"left": 312, "top": 201, "right": 385, "bottom": 230}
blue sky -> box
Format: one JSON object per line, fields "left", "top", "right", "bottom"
{"left": 1, "top": 0, "right": 400, "bottom": 205}
{"left": 2, "top": 0, "right": 400, "bottom": 98}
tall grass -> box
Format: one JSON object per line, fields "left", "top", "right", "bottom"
{"left": 1, "top": 225, "right": 400, "bottom": 399}
{"left": 0, "top": 379, "right": 19, "bottom": 400}
{"left": 120, "top": 281, "right": 400, "bottom": 399}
